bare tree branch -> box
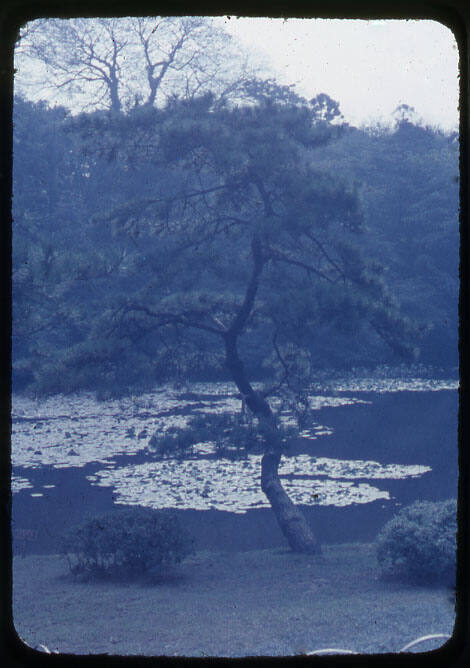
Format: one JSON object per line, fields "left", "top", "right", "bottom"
{"left": 267, "top": 246, "right": 337, "bottom": 284}
{"left": 304, "top": 230, "right": 347, "bottom": 280}
{"left": 114, "top": 304, "right": 225, "bottom": 337}
{"left": 15, "top": 16, "right": 261, "bottom": 112}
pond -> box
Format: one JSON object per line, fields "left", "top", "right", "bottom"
{"left": 11, "top": 375, "right": 459, "bottom": 553}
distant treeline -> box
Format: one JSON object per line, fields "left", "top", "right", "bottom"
{"left": 12, "top": 94, "right": 459, "bottom": 396}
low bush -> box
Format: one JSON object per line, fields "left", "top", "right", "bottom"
{"left": 148, "top": 411, "right": 297, "bottom": 461}
{"left": 61, "top": 506, "right": 195, "bottom": 582}
{"left": 188, "top": 412, "right": 261, "bottom": 457}
{"left": 376, "top": 499, "right": 457, "bottom": 586}
{"left": 148, "top": 412, "right": 261, "bottom": 460}
{"left": 148, "top": 425, "right": 196, "bottom": 458}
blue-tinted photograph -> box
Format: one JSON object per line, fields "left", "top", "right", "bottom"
{"left": 11, "top": 16, "right": 459, "bottom": 657}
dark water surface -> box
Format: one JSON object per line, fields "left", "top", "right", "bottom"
{"left": 11, "top": 387, "right": 458, "bottom": 554}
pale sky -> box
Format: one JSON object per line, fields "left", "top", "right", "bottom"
{"left": 217, "top": 17, "right": 459, "bottom": 131}
{"left": 16, "top": 17, "right": 459, "bottom": 132}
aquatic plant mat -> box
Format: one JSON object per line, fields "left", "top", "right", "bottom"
{"left": 13, "top": 543, "right": 454, "bottom": 657}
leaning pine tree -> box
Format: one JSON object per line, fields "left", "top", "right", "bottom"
{"left": 78, "top": 83, "right": 422, "bottom": 553}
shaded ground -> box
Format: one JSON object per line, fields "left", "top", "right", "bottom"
{"left": 12, "top": 543, "right": 455, "bottom": 657}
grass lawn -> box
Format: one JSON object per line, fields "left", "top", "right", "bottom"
{"left": 12, "top": 542, "right": 455, "bottom": 657}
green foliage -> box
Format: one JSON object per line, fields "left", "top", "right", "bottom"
{"left": 148, "top": 410, "right": 296, "bottom": 460}
{"left": 148, "top": 425, "right": 197, "bottom": 459}
{"left": 188, "top": 412, "right": 262, "bottom": 457}
{"left": 312, "top": 121, "right": 459, "bottom": 368}
{"left": 376, "top": 499, "right": 457, "bottom": 585}
{"left": 148, "top": 412, "right": 259, "bottom": 459}
{"left": 12, "top": 89, "right": 459, "bottom": 397}
{"left": 61, "top": 507, "right": 195, "bottom": 582}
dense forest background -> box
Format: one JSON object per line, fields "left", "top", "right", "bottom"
{"left": 12, "top": 90, "right": 459, "bottom": 398}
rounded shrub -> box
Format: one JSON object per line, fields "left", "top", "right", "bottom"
{"left": 376, "top": 499, "right": 457, "bottom": 586}
{"left": 61, "top": 506, "right": 195, "bottom": 582}
{"left": 147, "top": 411, "right": 297, "bottom": 461}
{"left": 148, "top": 412, "right": 261, "bottom": 460}
{"left": 188, "top": 412, "right": 261, "bottom": 457}
{"left": 148, "top": 425, "right": 196, "bottom": 458}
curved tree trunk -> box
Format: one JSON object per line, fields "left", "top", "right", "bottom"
{"left": 221, "top": 233, "right": 320, "bottom": 553}
{"left": 224, "top": 330, "right": 320, "bottom": 554}
{"left": 261, "top": 448, "right": 321, "bottom": 554}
